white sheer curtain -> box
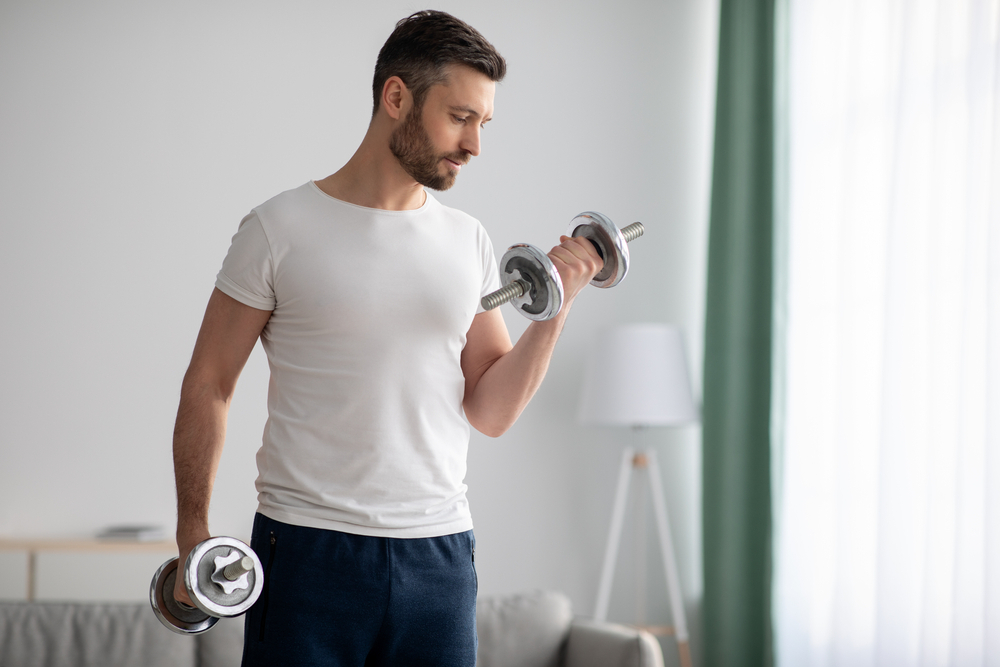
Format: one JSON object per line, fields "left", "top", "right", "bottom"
{"left": 774, "top": 1, "right": 1000, "bottom": 666}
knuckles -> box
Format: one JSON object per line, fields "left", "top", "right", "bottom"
{"left": 548, "top": 237, "right": 603, "bottom": 293}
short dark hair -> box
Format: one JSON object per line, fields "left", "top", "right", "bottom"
{"left": 372, "top": 10, "right": 506, "bottom": 117}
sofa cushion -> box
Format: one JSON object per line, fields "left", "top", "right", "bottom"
{"left": 0, "top": 602, "right": 196, "bottom": 667}
{"left": 476, "top": 590, "right": 573, "bottom": 667}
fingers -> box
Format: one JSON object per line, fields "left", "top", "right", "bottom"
{"left": 173, "top": 572, "right": 195, "bottom": 606}
{"left": 547, "top": 235, "right": 602, "bottom": 302}
{"left": 172, "top": 547, "right": 197, "bottom": 606}
{"left": 550, "top": 235, "right": 601, "bottom": 266}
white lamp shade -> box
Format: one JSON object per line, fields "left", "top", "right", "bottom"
{"left": 577, "top": 324, "right": 699, "bottom": 427}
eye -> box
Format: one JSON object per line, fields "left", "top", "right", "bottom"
{"left": 453, "top": 115, "right": 467, "bottom": 124}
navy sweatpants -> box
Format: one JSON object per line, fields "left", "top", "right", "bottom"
{"left": 240, "top": 513, "right": 478, "bottom": 667}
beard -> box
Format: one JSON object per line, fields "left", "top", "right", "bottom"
{"left": 389, "top": 105, "right": 466, "bottom": 191}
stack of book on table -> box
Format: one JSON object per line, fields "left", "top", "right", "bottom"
{"left": 96, "top": 525, "right": 168, "bottom": 542}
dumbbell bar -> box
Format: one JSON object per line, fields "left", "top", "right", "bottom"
{"left": 150, "top": 536, "right": 263, "bottom": 635}
{"left": 481, "top": 212, "right": 645, "bottom": 321}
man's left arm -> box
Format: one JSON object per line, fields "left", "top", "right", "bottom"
{"left": 461, "top": 235, "right": 602, "bottom": 437}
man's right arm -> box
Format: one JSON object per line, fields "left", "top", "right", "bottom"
{"left": 172, "top": 287, "right": 272, "bottom": 606}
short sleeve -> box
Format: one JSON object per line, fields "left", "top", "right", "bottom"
{"left": 215, "top": 211, "right": 277, "bottom": 310}
{"left": 476, "top": 225, "right": 502, "bottom": 314}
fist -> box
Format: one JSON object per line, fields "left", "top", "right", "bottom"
{"left": 547, "top": 235, "right": 603, "bottom": 305}
{"left": 172, "top": 549, "right": 197, "bottom": 607}
{"left": 173, "top": 528, "right": 211, "bottom": 607}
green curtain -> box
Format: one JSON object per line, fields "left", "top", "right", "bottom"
{"left": 702, "top": 0, "right": 776, "bottom": 666}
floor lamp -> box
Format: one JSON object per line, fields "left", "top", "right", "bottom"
{"left": 578, "top": 324, "right": 699, "bottom": 667}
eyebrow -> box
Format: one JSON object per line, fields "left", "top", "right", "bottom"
{"left": 449, "top": 105, "right": 493, "bottom": 123}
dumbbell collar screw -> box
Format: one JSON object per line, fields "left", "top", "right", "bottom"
{"left": 210, "top": 550, "right": 253, "bottom": 594}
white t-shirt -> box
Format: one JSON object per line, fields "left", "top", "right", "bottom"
{"left": 215, "top": 181, "right": 501, "bottom": 538}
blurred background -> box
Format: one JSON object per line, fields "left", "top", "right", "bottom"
{"left": 0, "top": 1, "right": 718, "bottom": 664}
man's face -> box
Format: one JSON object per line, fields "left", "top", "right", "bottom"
{"left": 389, "top": 65, "right": 495, "bottom": 191}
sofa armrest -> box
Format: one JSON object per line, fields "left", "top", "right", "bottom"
{"left": 563, "top": 618, "right": 664, "bottom": 667}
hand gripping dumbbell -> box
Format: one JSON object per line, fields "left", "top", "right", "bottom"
{"left": 150, "top": 536, "right": 263, "bottom": 635}
{"left": 480, "top": 212, "right": 645, "bottom": 321}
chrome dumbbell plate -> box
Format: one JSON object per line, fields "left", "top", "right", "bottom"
{"left": 150, "top": 558, "right": 219, "bottom": 635}
{"left": 567, "top": 212, "right": 630, "bottom": 289}
{"left": 499, "top": 244, "right": 564, "bottom": 321}
{"left": 185, "top": 537, "right": 264, "bottom": 618}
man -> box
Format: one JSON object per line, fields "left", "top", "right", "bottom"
{"left": 172, "top": 10, "right": 602, "bottom": 666}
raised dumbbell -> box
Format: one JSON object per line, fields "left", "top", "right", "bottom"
{"left": 481, "top": 212, "right": 645, "bottom": 321}
{"left": 150, "top": 536, "right": 263, "bottom": 635}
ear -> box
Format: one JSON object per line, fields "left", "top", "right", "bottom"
{"left": 381, "top": 76, "right": 411, "bottom": 121}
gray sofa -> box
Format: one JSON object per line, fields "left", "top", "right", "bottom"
{"left": 0, "top": 591, "right": 663, "bottom": 667}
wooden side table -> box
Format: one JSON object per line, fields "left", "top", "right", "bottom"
{"left": 0, "top": 538, "right": 176, "bottom": 601}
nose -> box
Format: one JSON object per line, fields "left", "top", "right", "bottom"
{"left": 460, "top": 125, "right": 481, "bottom": 157}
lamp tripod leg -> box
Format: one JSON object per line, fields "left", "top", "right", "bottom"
{"left": 646, "top": 449, "right": 691, "bottom": 667}
{"left": 594, "top": 446, "right": 635, "bottom": 621}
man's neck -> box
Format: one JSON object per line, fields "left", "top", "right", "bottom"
{"left": 315, "top": 122, "right": 426, "bottom": 211}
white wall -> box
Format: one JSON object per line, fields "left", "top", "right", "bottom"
{"left": 0, "top": 0, "right": 717, "bottom": 662}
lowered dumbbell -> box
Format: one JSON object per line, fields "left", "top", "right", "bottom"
{"left": 150, "top": 536, "right": 263, "bottom": 635}
{"left": 481, "top": 212, "right": 645, "bottom": 321}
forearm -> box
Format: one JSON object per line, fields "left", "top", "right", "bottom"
{"left": 172, "top": 375, "right": 231, "bottom": 546}
{"left": 463, "top": 234, "right": 603, "bottom": 437}
{"left": 464, "top": 306, "right": 570, "bottom": 437}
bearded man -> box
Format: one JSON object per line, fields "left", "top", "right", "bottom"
{"left": 170, "top": 10, "right": 602, "bottom": 666}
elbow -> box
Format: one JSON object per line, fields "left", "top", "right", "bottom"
{"left": 476, "top": 422, "right": 511, "bottom": 439}
{"left": 180, "top": 367, "right": 236, "bottom": 407}
{"left": 466, "top": 407, "right": 521, "bottom": 438}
